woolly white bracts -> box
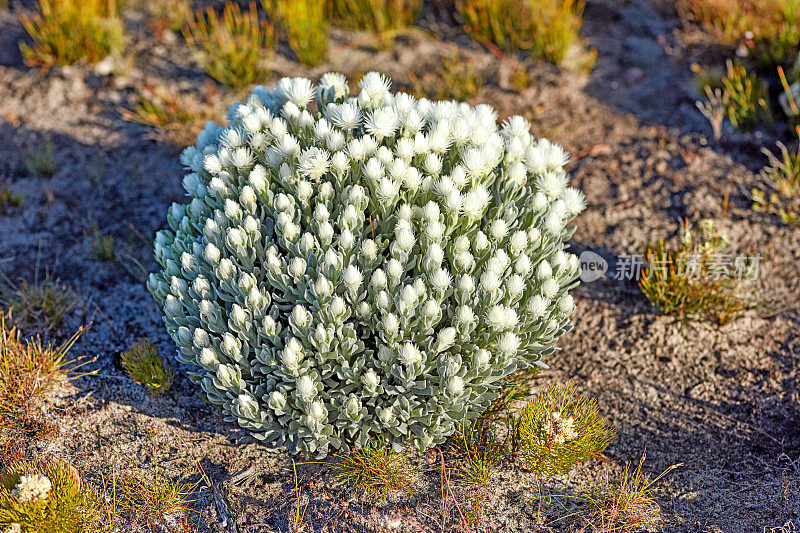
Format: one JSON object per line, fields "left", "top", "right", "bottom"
{"left": 149, "top": 72, "right": 585, "bottom": 457}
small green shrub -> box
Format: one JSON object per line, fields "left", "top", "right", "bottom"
{"left": 265, "top": 0, "right": 329, "bottom": 66}
{"left": 0, "top": 188, "right": 22, "bottom": 216}
{"left": 457, "top": 0, "right": 590, "bottom": 66}
{"left": 753, "top": 126, "right": 800, "bottom": 226}
{"left": 328, "top": 0, "right": 422, "bottom": 45}
{"left": 639, "top": 219, "right": 756, "bottom": 325}
{"left": 183, "top": 2, "right": 275, "bottom": 88}
{"left": 19, "top": 0, "right": 124, "bottom": 67}
{"left": 330, "top": 442, "right": 419, "bottom": 501}
{"left": 576, "top": 454, "right": 680, "bottom": 532}
{"left": 120, "top": 340, "right": 174, "bottom": 395}
{"left": 517, "top": 382, "right": 614, "bottom": 477}
{"left": 0, "top": 461, "right": 102, "bottom": 532}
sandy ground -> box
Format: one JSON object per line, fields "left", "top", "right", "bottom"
{"left": 1, "top": 0, "right": 798, "bottom": 531}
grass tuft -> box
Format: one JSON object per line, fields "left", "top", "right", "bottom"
{"left": 330, "top": 442, "right": 419, "bottom": 501}
{"left": 19, "top": 0, "right": 124, "bottom": 67}
{"left": 120, "top": 84, "right": 224, "bottom": 148}
{"left": 265, "top": 0, "right": 329, "bottom": 66}
{"left": 576, "top": 454, "right": 680, "bottom": 532}
{"left": 0, "top": 460, "right": 102, "bottom": 532}
{"left": 183, "top": 2, "right": 275, "bottom": 88}
{"left": 457, "top": 0, "right": 591, "bottom": 66}
{"left": 0, "top": 275, "right": 78, "bottom": 333}
{"left": 677, "top": 0, "right": 800, "bottom": 66}
{"left": 25, "top": 139, "right": 58, "bottom": 179}
{"left": 449, "top": 419, "right": 504, "bottom": 524}
{"left": 639, "top": 218, "right": 757, "bottom": 325}
{"left": 329, "top": 0, "right": 422, "bottom": 46}
{"left": 693, "top": 60, "right": 771, "bottom": 131}
{"left": 146, "top": 0, "right": 193, "bottom": 39}
{"left": 0, "top": 187, "right": 22, "bottom": 216}
{"left": 409, "top": 52, "right": 485, "bottom": 101}
{"left": 120, "top": 340, "right": 174, "bottom": 395}
{"left": 516, "top": 382, "right": 615, "bottom": 477}
{"left": 117, "top": 474, "right": 196, "bottom": 530}
{"left": 86, "top": 221, "right": 115, "bottom": 262}
{"left": 0, "top": 312, "right": 86, "bottom": 421}
{"left": 752, "top": 126, "right": 800, "bottom": 226}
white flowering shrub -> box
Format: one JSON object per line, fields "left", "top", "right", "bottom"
{"left": 147, "top": 72, "right": 586, "bottom": 457}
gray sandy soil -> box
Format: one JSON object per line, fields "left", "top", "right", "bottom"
{"left": 0, "top": 0, "right": 798, "bottom": 531}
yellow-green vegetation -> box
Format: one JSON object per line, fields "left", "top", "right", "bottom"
{"left": 480, "top": 367, "right": 539, "bottom": 422}
{"left": 118, "top": 474, "right": 195, "bottom": 530}
{"left": 779, "top": 65, "right": 800, "bottom": 125}
{"left": 450, "top": 419, "right": 504, "bottom": 524}
{"left": 330, "top": 442, "right": 419, "bottom": 501}
{"left": 0, "top": 276, "right": 77, "bottom": 332}
{"left": 516, "top": 382, "right": 615, "bottom": 477}
{"left": 0, "top": 312, "right": 84, "bottom": 418}
{"left": 19, "top": 0, "right": 124, "bottom": 67}
{"left": 450, "top": 420, "right": 503, "bottom": 487}
{"left": 753, "top": 126, "right": 800, "bottom": 226}
{"left": 183, "top": 2, "right": 275, "bottom": 88}
{"left": 120, "top": 340, "right": 174, "bottom": 395}
{"left": 265, "top": 0, "right": 328, "bottom": 66}
{"left": 87, "top": 221, "right": 115, "bottom": 262}
{"left": 639, "top": 218, "right": 757, "bottom": 325}
{"left": 328, "top": 0, "right": 422, "bottom": 45}
{"left": 694, "top": 61, "right": 771, "bottom": 131}
{"left": 147, "top": 0, "right": 193, "bottom": 37}
{"left": 457, "top": 0, "right": 591, "bottom": 66}
{"left": 410, "top": 53, "right": 485, "bottom": 101}
{"left": 576, "top": 454, "right": 680, "bottom": 531}
{"left": 25, "top": 139, "right": 58, "bottom": 179}
{"left": 120, "top": 85, "right": 224, "bottom": 148}
{"left": 677, "top": 0, "right": 800, "bottom": 66}
{"left": 0, "top": 460, "right": 102, "bottom": 533}
{"left": 0, "top": 188, "right": 22, "bottom": 216}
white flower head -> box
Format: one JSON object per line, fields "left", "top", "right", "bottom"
{"left": 297, "top": 147, "right": 330, "bottom": 181}
{"left": 343, "top": 265, "right": 363, "bottom": 292}
{"left": 399, "top": 342, "right": 423, "bottom": 365}
{"left": 561, "top": 187, "right": 587, "bottom": 217}
{"left": 278, "top": 77, "right": 316, "bottom": 108}
{"left": 365, "top": 107, "right": 399, "bottom": 139}
{"left": 358, "top": 72, "right": 392, "bottom": 109}
{"left": 316, "top": 72, "right": 348, "bottom": 106}
{"left": 11, "top": 474, "right": 52, "bottom": 503}
{"left": 329, "top": 101, "right": 363, "bottom": 131}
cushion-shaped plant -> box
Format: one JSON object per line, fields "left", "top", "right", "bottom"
{"left": 147, "top": 72, "right": 585, "bottom": 456}
{"left": 517, "top": 382, "right": 615, "bottom": 477}
{"left": 0, "top": 461, "right": 101, "bottom": 532}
